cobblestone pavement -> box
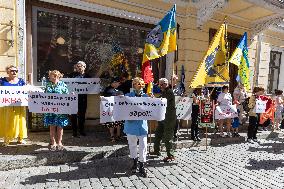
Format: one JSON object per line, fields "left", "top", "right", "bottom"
{"left": 2, "top": 138, "right": 284, "bottom": 189}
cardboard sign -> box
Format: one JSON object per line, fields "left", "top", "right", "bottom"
{"left": 255, "top": 99, "right": 267, "bottom": 113}
{"left": 200, "top": 99, "right": 214, "bottom": 123}
{"left": 175, "top": 96, "right": 192, "bottom": 120}
{"left": 100, "top": 96, "right": 115, "bottom": 123}
{"left": 113, "top": 96, "right": 167, "bottom": 121}
{"left": 61, "top": 78, "right": 101, "bottom": 94}
{"left": 215, "top": 104, "right": 238, "bottom": 119}
{"left": 28, "top": 92, "right": 78, "bottom": 114}
{"left": 0, "top": 86, "right": 43, "bottom": 107}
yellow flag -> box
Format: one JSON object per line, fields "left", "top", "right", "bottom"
{"left": 190, "top": 23, "right": 229, "bottom": 88}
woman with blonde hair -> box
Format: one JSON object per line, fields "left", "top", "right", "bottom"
{"left": 124, "top": 77, "right": 148, "bottom": 177}
{"left": 0, "top": 65, "right": 27, "bottom": 146}
{"left": 44, "top": 70, "right": 69, "bottom": 151}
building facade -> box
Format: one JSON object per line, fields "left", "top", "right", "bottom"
{"left": 0, "top": 0, "right": 283, "bottom": 122}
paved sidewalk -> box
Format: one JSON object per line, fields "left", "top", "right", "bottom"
{"left": 0, "top": 128, "right": 281, "bottom": 171}
{"left": 2, "top": 137, "right": 284, "bottom": 189}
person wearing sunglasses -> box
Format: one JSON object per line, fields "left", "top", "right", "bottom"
{"left": 0, "top": 65, "right": 27, "bottom": 146}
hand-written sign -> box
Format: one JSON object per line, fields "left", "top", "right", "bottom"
{"left": 0, "top": 86, "right": 43, "bottom": 107}
{"left": 215, "top": 104, "right": 238, "bottom": 119}
{"left": 175, "top": 96, "right": 192, "bottom": 120}
{"left": 28, "top": 92, "right": 78, "bottom": 114}
{"left": 61, "top": 78, "right": 101, "bottom": 94}
{"left": 200, "top": 99, "right": 214, "bottom": 123}
{"left": 255, "top": 99, "right": 267, "bottom": 113}
{"left": 113, "top": 96, "right": 167, "bottom": 121}
{"left": 100, "top": 96, "right": 115, "bottom": 123}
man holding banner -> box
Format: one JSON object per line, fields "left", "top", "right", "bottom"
{"left": 153, "top": 78, "right": 176, "bottom": 162}
{"left": 68, "top": 61, "right": 90, "bottom": 137}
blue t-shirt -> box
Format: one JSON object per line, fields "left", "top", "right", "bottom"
{"left": 0, "top": 77, "right": 25, "bottom": 86}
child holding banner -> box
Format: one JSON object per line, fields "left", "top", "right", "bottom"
{"left": 123, "top": 77, "right": 148, "bottom": 178}
{"left": 103, "top": 77, "right": 124, "bottom": 142}
{"left": 44, "top": 70, "right": 69, "bottom": 151}
{"left": 0, "top": 65, "right": 27, "bottom": 146}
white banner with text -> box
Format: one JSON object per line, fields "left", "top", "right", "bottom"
{"left": 28, "top": 92, "right": 78, "bottom": 114}
{"left": 175, "top": 96, "right": 192, "bottom": 120}
{"left": 61, "top": 78, "right": 101, "bottom": 94}
{"left": 0, "top": 86, "right": 43, "bottom": 107}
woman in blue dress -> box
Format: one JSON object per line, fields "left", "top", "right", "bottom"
{"left": 44, "top": 70, "right": 69, "bottom": 151}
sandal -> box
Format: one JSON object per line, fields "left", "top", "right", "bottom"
{"left": 48, "top": 144, "right": 57, "bottom": 151}
{"left": 163, "top": 156, "right": 175, "bottom": 162}
{"left": 57, "top": 145, "right": 66, "bottom": 151}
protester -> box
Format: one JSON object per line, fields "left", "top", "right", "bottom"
{"left": 274, "top": 89, "right": 283, "bottom": 131}
{"left": 170, "top": 74, "right": 183, "bottom": 139}
{"left": 44, "top": 70, "right": 69, "bottom": 151}
{"left": 216, "top": 85, "right": 233, "bottom": 137}
{"left": 124, "top": 77, "right": 148, "bottom": 177}
{"left": 247, "top": 87, "right": 262, "bottom": 143}
{"left": 258, "top": 87, "right": 271, "bottom": 131}
{"left": 0, "top": 65, "right": 27, "bottom": 146}
{"left": 103, "top": 77, "right": 124, "bottom": 142}
{"left": 69, "top": 61, "right": 90, "bottom": 137}
{"left": 152, "top": 78, "right": 176, "bottom": 162}
{"left": 191, "top": 87, "right": 203, "bottom": 141}
{"left": 232, "top": 83, "right": 247, "bottom": 137}
{"left": 118, "top": 72, "right": 132, "bottom": 95}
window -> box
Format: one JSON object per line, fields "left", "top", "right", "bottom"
{"left": 268, "top": 51, "right": 282, "bottom": 93}
{"left": 33, "top": 7, "right": 152, "bottom": 84}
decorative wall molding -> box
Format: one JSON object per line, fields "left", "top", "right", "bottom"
{"left": 192, "top": 0, "right": 229, "bottom": 29}
{"left": 251, "top": 14, "right": 284, "bottom": 39}
{"left": 246, "top": 0, "right": 284, "bottom": 13}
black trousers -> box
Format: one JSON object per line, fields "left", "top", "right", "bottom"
{"left": 71, "top": 95, "right": 87, "bottom": 135}
{"left": 247, "top": 115, "right": 259, "bottom": 139}
{"left": 191, "top": 105, "right": 199, "bottom": 139}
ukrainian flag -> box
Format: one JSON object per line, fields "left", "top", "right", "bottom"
{"left": 229, "top": 32, "right": 250, "bottom": 91}
{"left": 142, "top": 4, "right": 176, "bottom": 95}
{"left": 142, "top": 4, "right": 177, "bottom": 64}
{"left": 190, "top": 22, "right": 229, "bottom": 88}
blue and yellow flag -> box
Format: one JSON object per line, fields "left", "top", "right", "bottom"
{"left": 229, "top": 32, "right": 250, "bottom": 91}
{"left": 142, "top": 4, "right": 176, "bottom": 65}
{"left": 190, "top": 23, "right": 229, "bottom": 88}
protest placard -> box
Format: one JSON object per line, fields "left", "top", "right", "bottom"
{"left": 0, "top": 86, "right": 43, "bottom": 107}
{"left": 61, "top": 78, "right": 101, "bottom": 94}
{"left": 113, "top": 96, "right": 167, "bottom": 121}
{"left": 100, "top": 96, "right": 115, "bottom": 123}
{"left": 28, "top": 92, "right": 78, "bottom": 114}
{"left": 175, "top": 96, "right": 192, "bottom": 120}
{"left": 215, "top": 104, "right": 238, "bottom": 119}
{"left": 255, "top": 99, "right": 267, "bottom": 113}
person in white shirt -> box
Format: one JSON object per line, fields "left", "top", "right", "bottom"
{"left": 216, "top": 85, "right": 233, "bottom": 137}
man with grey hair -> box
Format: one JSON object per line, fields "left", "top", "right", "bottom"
{"left": 152, "top": 78, "right": 176, "bottom": 162}
{"left": 69, "top": 61, "right": 90, "bottom": 137}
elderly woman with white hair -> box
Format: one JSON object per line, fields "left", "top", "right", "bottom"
{"left": 68, "top": 61, "right": 90, "bottom": 137}
{"left": 124, "top": 77, "right": 148, "bottom": 178}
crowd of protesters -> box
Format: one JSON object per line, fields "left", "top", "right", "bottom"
{"left": 1, "top": 61, "right": 284, "bottom": 178}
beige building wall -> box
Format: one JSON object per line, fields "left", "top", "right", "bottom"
{"left": 0, "top": 0, "right": 17, "bottom": 76}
